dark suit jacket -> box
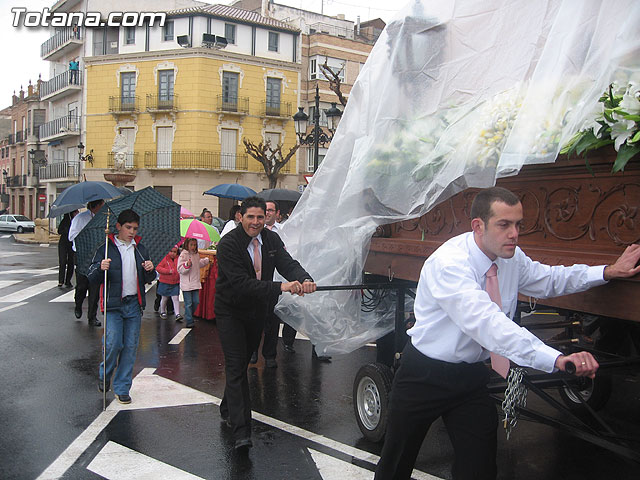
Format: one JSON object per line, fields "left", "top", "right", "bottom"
{"left": 215, "top": 225, "right": 312, "bottom": 315}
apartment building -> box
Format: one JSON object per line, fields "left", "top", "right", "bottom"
{"left": 233, "top": 0, "right": 383, "bottom": 171}
{"left": 3, "top": 84, "right": 48, "bottom": 218}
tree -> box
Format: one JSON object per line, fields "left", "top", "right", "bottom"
{"left": 243, "top": 138, "right": 299, "bottom": 189}
{"left": 318, "top": 60, "right": 347, "bottom": 107}
{"left": 243, "top": 62, "right": 345, "bottom": 184}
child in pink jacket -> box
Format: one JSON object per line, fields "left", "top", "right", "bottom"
{"left": 155, "top": 246, "right": 182, "bottom": 321}
{"left": 177, "top": 238, "right": 209, "bottom": 328}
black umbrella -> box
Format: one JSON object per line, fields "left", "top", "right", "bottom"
{"left": 256, "top": 188, "right": 302, "bottom": 203}
{"left": 74, "top": 187, "right": 180, "bottom": 276}
{"left": 47, "top": 202, "right": 85, "bottom": 218}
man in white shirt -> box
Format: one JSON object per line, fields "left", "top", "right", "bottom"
{"left": 68, "top": 199, "right": 104, "bottom": 326}
{"left": 220, "top": 205, "right": 242, "bottom": 238}
{"left": 374, "top": 187, "right": 640, "bottom": 480}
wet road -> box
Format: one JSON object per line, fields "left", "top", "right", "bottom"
{"left": 1, "top": 235, "right": 639, "bottom": 479}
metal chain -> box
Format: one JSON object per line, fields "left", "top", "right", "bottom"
{"left": 501, "top": 367, "right": 528, "bottom": 440}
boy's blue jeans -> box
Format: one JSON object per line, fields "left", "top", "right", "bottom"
{"left": 99, "top": 296, "right": 142, "bottom": 396}
{"left": 183, "top": 290, "right": 199, "bottom": 326}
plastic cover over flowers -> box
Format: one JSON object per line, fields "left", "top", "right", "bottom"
{"left": 276, "top": 0, "right": 640, "bottom": 355}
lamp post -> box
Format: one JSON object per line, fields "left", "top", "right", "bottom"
{"left": 77, "top": 142, "right": 94, "bottom": 165}
{"left": 293, "top": 84, "right": 342, "bottom": 172}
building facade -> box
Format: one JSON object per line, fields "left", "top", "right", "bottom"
{"left": 78, "top": 2, "right": 302, "bottom": 218}
{"left": 3, "top": 84, "right": 48, "bottom": 218}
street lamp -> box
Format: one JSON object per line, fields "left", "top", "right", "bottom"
{"left": 293, "top": 84, "right": 342, "bottom": 172}
{"left": 77, "top": 142, "right": 94, "bottom": 165}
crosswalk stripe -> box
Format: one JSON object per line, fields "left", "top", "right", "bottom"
{"left": 0, "top": 252, "right": 30, "bottom": 258}
{"left": 50, "top": 289, "right": 76, "bottom": 303}
{"left": 87, "top": 441, "right": 205, "bottom": 480}
{"left": 168, "top": 328, "right": 192, "bottom": 345}
{"left": 1, "top": 235, "right": 10, "bottom": 239}
{"left": 0, "top": 268, "right": 56, "bottom": 276}
{"left": 0, "top": 280, "right": 21, "bottom": 290}
{"left": 0, "top": 302, "right": 28, "bottom": 313}
{"left": 0, "top": 281, "right": 59, "bottom": 303}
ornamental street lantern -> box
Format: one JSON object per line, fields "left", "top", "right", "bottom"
{"left": 293, "top": 85, "right": 342, "bottom": 172}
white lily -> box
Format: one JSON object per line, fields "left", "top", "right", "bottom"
{"left": 619, "top": 82, "right": 640, "bottom": 114}
{"left": 610, "top": 113, "right": 636, "bottom": 150}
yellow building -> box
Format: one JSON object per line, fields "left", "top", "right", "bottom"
{"left": 83, "top": 4, "right": 302, "bottom": 218}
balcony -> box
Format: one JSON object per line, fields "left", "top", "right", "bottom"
{"left": 15, "top": 131, "right": 25, "bottom": 144}
{"left": 7, "top": 134, "right": 15, "bottom": 145}
{"left": 39, "top": 161, "right": 80, "bottom": 181}
{"left": 109, "top": 96, "right": 140, "bottom": 116}
{"left": 39, "top": 115, "right": 80, "bottom": 142}
{"left": 215, "top": 95, "right": 249, "bottom": 115}
{"left": 41, "top": 26, "right": 83, "bottom": 61}
{"left": 144, "top": 151, "right": 249, "bottom": 171}
{"left": 40, "top": 70, "right": 83, "bottom": 101}
{"left": 7, "top": 174, "right": 37, "bottom": 188}
{"left": 261, "top": 101, "right": 292, "bottom": 119}
{"left": 107, "top": 152, "right": 139, "bottom": 169}
{"left": 146, "top": 94, "right": 178, "bottom": 112}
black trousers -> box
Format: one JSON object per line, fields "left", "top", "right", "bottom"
{"left": 216, "top": 308, "right": 264, "bottom": 441}
{"left": 261, "top": 298, "right": 297, "bottom": 358}
{"left": 75, "top": 273, "right": 100, "bottom": 321}
{"left": 58, "top": 243, "right": 74, "bottom": 285}
{"left": 375, "top": 342, "right": 497, "bottom": 480}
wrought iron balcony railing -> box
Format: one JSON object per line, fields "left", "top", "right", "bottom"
{"left": 146, "top": 94, "right": 178, "bottom": 111}
{"left": 107, "top": 152, "right": 139, "bottom": 169}
{"left": 41, "top": 26, "right": 82, "bottom": 58}
{"left": 144, "top": 151, "right": 249, "bottom": 171}
{"left": 109, "top": 96, "right": 140, "bottom": 113}
{"left": 40, "top": 70, "right": 83, "bottom": 98}
{"left": 39, "top": 115, "right": 80, "bottom": 139}
{"left": 261, "top": 101, "right": 292, "bottom": 118}
{"left": 216, "top": 95, "right": 250, "bottom": 114}
{"left": 39, "top": 161, "right": 80, "bottom": 180}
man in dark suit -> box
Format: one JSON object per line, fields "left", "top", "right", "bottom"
{"left": 214, "top": 196, "right": 316, "bottom": 451}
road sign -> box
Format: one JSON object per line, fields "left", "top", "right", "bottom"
{"left": 303, "top": 174, "right": 313, "bottom": 184}
{"left": 38, "top": 194, "right": 46, "bottom": 202}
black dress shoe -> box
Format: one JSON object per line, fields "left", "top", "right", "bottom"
{"left": 74, "top": 305, "right": 82, "bottom": 319}
{"left": 249, "top": 351, "right": 258, "bottom": 364}
{"left": 98, "top": 378, "right": 111, "bottom": 393}
{"left": 64, "top": 283, "right": 73, "bottom": 288}
{"left": 88, "top": 318, "right": 102, "bottom": 327}
{"left": 234, "top": 438, "right": 253, "bottom": 451}
{"left": 265, "top": 358, "right": 277, "bottom": 368}
{"left": 312, "top": 346, "right": 332, "bottom": 363}
{"left": 283, "top": 343, "right": 295, "bottom": 353}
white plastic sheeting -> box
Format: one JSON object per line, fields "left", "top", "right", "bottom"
{"left": 276, "top": 0, "right": 640, "bottom": 355}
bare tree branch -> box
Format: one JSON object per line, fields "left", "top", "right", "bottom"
{"left": 243, "top": 138, "right": 299, "bottom": 189}
{"left": 319, "top": 60, "right": 347, "bottom": 107}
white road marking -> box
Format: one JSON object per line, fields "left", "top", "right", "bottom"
{"left": 0, "top": 280, "right": 21, "bottom": 290}
{"left": 0, "top": 252, "right": 30, "bottom": 258}
{"left": 39, "top": 369, "right": 441, "bottom": 480}
{"left": 39, "top": 244, "right": 49, "bottom": 247}
{"left": 310, "top": 448, "right": 374, "bottom": 480}
{"left": 0, "top": 268, "right": 56, "bottom": 276}
{"left": 1, "top": 234, "right": 11, "bottom": 238}
{"left": 0, "top": 281, "right": 59, "bottom": 303}
{"left": 87, "top": 441, "right": 205, "bottom": 480}
{"left": 168, "top": 328, "right": 192, "bottom": 345}
{"left": 0, "top": 302, "right": 28, "bottom": 313}
{"left": 145, "top": 280, "right": 156, "bottom": 293}
{"left": 49, "top": 289, "right": 76, "bottom": 303}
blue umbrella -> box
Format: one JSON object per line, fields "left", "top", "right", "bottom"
{"left": 52, "top": 181, "right": 123, "bottom": 209}
{"left": 74, "top": 187, "right": 180, "bottom": 276}
{"left": 203, "top": 183, "right": 256, "bottom": 200}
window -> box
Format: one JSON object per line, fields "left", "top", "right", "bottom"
{"left": 265, "top": 132, "right": 280, "bottom": 149}
{"left": 125, "top": 26, "right": 135, "bottom": 44}
{"left": 310, "top": 58, "right": 317, "bottom": 80}
{"left": 163, "top": 20, "right": 174, "bottom": 41}
{"left": 268, "top": 31, "right": 279, "bottom": 52}
{"left": 221, "top": 129, "right": 237, "bottom": 170}
{"left": 225, "top": 23, "right": 236, "bottom": 44}
{"left": 307, "top": 149, "right": 326, "bottom": 172}
{"left": 265, "top": 77, "right": 281, "bottom": 116}
{"left": 158, "top": 70, "right": 174, "bottom": 106}
{"left": 156, "top": 126, "right": 173, "bottom": 168}
{"left": 154, "top": 186, "right": 172, "bottom": 200}
{"left": 222, "top": 72, "right": 239, "bottom": 111}
{"left": 308, "top": 106, "right": 328, "bottom": 127}
{"left": 121, "top": 72, "right": 136, "bottom": 110}
{"left": 53, "top": 149, "right": 64, "bottom": 163}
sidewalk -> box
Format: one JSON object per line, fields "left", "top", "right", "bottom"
{"left": 11, "top": 233, "right": 60, "bottom": 245}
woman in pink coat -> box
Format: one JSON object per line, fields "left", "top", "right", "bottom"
{"left": 177, "top": 238, "right": 209, "bottom": 328}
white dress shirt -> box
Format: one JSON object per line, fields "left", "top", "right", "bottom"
{"left": 266, "top": 221, "right": 282, "bottom": 233}
{"left": 409, "top": 232, "right": 607, "bottom": 373}
{"left": 114, "top": 236, "right": 138, "bottom": 297}
{"left": 68, "top": 209, "right": 94, "bottom": 251}
{"left": 220, "top": 220, "right": 237, "bottom": 238}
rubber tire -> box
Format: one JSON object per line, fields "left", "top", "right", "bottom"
{"left": 353, "top": 362, "right": 394, "bottom": 442}
{"left": 17, "top": 226, "right": 24, "bottom": 233}
{"left": 558, "top": 374, "right": 612, "bottom": 412}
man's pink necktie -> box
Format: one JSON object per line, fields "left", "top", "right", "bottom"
{"left": 252, "top": 238, "right": 262, "bottom": 280}
{"left": 486, "top": 263, "right": 510, "bottom": 378}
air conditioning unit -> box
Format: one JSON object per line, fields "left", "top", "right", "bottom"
{"left": 177, "top": 35, "right": 191, "bottom": 48}
{"left": 202, "top": 33, "right": 228, "bottom": 49}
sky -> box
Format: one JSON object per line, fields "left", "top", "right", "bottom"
{"left": 0, "top": 0, "right": 403, "bottom": 109}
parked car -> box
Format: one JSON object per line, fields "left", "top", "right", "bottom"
{"left": 0, "top": 214, "right": 36, "bottom": 233}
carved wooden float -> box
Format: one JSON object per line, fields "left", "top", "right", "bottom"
{"left": 365, "top": 149, "right": 640, "bottom": 322}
